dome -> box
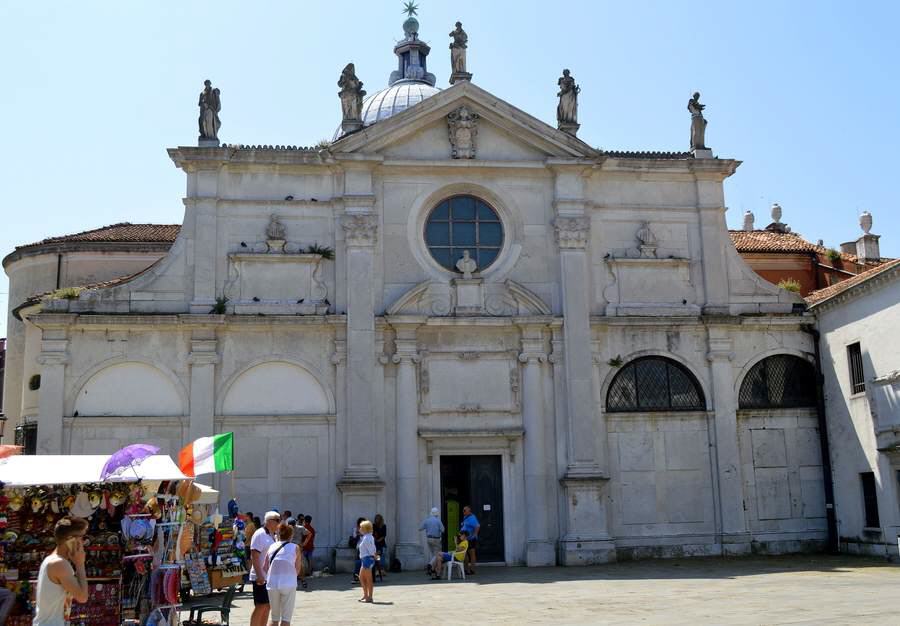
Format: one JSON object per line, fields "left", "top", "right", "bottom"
{"left": 333, "top": 80, "right": 441, "bottom": 140}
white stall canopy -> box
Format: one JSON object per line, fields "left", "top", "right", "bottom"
{"left": 0, "top": 455, "right": 188, "bottom": 487}
{"left": 194, "top": 482, "right": 219, "bottom": 505}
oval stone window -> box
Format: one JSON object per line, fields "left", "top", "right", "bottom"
{"left": 424, "top": 195, "right": 504, "bottom": 271}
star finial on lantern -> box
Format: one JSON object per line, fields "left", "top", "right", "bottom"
{"left": 402, "top": 1, "right": 419, "bottom": 17}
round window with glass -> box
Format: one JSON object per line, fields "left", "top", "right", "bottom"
{"left": 424, "top": 195, "right": 504, "bottom": 272}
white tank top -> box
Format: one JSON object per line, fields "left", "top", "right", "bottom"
{"left": 33, "top": 554, "right": 70, "bottom": 626}
{"left": 265, "top": 541, "right": 299, "bottom": 591}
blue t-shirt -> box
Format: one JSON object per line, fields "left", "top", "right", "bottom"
{"left": 460, "top": 513, "right": 479, "bottom": 539}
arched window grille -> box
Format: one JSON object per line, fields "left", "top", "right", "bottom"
{"left": 738, "top": 355, "right": 816, "bottom": 409}
{"left": 606, "top": 357, "right": 705, "bottom": 412}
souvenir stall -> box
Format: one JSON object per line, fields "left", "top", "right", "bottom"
{"left": 0, "top": 454, "right": 191, "bottom": 626}
{"left": 183, "top": 495, "right": 247, "bottom": 595}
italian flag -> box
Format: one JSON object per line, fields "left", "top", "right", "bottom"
{"left": 179, "top": 433, "right": 234, "bottom": 477}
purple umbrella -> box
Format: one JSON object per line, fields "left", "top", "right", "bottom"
{"left": 100, "top": 443, "right": 160, "bottom": 481}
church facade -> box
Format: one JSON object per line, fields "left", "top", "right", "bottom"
{"left": 5, "top": 16, "right": 830, "bottom": 567}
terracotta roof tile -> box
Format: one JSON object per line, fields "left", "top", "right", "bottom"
{"left": 19, "top": 223, "right": 180, "bottom": 248}
{"left": 806, "top": 258, "right": 900, "bottom": 306}
{"left": 728, "top": 230, "right": 860, "bottom": 262}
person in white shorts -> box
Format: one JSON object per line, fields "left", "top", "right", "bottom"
{"left": 264, "top": 522, "right": 303, "bottom": 626}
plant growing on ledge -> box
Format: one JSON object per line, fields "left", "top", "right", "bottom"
{"left": 305, "top": 243, "right": 335, "bottom": 260}
{"left": 607, "top": 355, "right": 623, "bottom": 368}
{"left": 826, "top": 248, "right": 842, "bottom": 263}
{"left": 777, "top": 278, "right": 802, "bottom": 293}
{"left": 44, "top": 286, "right": 83, "bottom": 300}
{"left": 210, "top": 296, "right": 229, "bottom": 314}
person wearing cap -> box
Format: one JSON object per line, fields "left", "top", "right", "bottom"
{"left": 419, "top": 506, "right": 445, "bottom": 573}
{"left": 250, "top": 511, "right": 281, "bottom": 626}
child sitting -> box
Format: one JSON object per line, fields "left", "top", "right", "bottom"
{"left": 431, "top": 530, "right": 468, "bottom": 579}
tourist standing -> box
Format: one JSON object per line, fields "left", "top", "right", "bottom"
{"left": 33, "top": 516, "right": 90, "bottom": 625}
{"left": 349, "top": 517, "right": 365, "bottom": 583}
{"left": 264, "top": 522, "right": 302, "bottom": 626}
{"left": 356, "top": 520, "right": 376, "bottom": 603}
{"left": 419, "top": 507, "right": 445, "bottom": 573}
{"left": 372, "top": 514, "right": 388, "bottom": 578}
{"left": 287, "top": 517, "right": 309, "bottom": 590}
{"left": 250, "top": 511, "right": 280, "bottom": 626}
{"left": 301, "top": 515, "right": 316, "bottom": 572}
{"left": 460, "top": 505, "right": 480, "bottom": 575}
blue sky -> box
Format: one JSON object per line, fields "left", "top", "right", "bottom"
{"left": 1, "top": 1, "right": 898, "bottom": 336}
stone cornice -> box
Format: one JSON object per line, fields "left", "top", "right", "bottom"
{"left": 3, "top": 241, "right": 172, "bottom": 269}
{"left": 27, "top": 313, "right": 344, "bottom": 331}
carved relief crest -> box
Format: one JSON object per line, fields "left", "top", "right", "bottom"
{"left": 447, "top": 106, "right": 479, "bottom": 159}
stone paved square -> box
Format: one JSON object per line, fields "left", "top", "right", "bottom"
{"left": 206, "top": 555, "right": 900, "bottom": 625}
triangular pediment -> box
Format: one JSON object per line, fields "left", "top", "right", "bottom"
{"left": 331, "top": 81, "right": 598, "bottom": 160}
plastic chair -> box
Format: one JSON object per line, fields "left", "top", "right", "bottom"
{"left": 446, "top": 556, "right": 466, "bottom": 581}
{"left": 184, "top": 584, "right": 236, "bottom": 626}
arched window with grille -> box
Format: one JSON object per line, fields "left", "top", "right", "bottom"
{"left": 738, "top": 354, "right": 816, "bottom": 409}
{"left": 606, "top": 356, "right": 706, "bottom": 412}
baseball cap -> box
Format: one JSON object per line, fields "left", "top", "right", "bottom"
{"left": 264, "top": 511, "right": 281, "bottom": 522}
{"left": 430, "top": 507, "right": 439, "bottom": 516}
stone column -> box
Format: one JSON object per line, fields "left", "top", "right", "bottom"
{"left": 188, "top": 332, "right": 219, "bottom": 443}
{"left": 341, "top": 213, "right": 380, "bottom": 481}
{"left": 706, "top": 329, "right": 750, "bottom": 554}
{"left": 552, "top": 190, "right": 614, "bottom": 564}
{"left": 518, "top": 322, "right": 554, "bottom": 566}
{"left": 390, "top": 318, "right": 425, "bottom": 569}
{"left": 34, "top": 316, "right": 73, "bottom": 454}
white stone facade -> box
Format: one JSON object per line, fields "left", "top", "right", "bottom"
{"left": 5, "top": 77, "right": 830, "bottom": 567}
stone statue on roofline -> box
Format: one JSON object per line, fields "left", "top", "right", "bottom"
{"left": 688, "top": 91, "right": 708, "bottom": 151}
{"left": 557, "top": 69, "right": 580, "bottom": 136}
{"left": 449, "top": 21, "right": 472, "bottom": 84}
{"left": 198, "top": 80, "right": 221, "bottom": 145}
{"left": 338, "top": 63, "right": 366, "bottom": 134}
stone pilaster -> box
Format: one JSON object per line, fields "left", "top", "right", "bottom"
{"left": 34, "top": 317, "right": 73, "bottom": 454}
{"left": 188, "top": 187, "right": 219, "bottom": 313}
{"left": 341, "top": 213, "right": 380, "bottom": 481}
{"left": 188, "top": 333, "right": 219, "bottom": 443}
{"left": 518, "top": 321, "right": 555, "bottom": 566}
{"left": 552, "top": 187, "right": 614, "bottom": 563}
{"left": 389, "top": 318, "right": 425, "bottom": 569}
{"left": 706, "top": 329, "right": 750, "bottom": 554}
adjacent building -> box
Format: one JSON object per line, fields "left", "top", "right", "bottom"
{"left": 807, "top": 258, "right": 900, "bottom": 557}
{"left": 730, "top": 205, "right": 887, "bottom": 297}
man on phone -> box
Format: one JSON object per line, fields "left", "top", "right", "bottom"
{"left": 33, "top": 516, "right": 90, "bottom": 625}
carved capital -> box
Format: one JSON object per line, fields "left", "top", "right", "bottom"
{"left": 188, "top": 352, "right": 220, "bottom": 366}
{"left": 391, "top": 352, "right": 420, "bottom": 365}
{"left": 341, "top": 214, "right": 378, "bottom": 247}
{"left": 553, "top": 216, "right": 590, "bottom": 249}
{"left": 331, "top": 340, "right": 347, "bottom": 365}
{"left": 37, "top": 352, "right": 69, "bottom": 367}
{"left": 377, "top": 354, "right": 390, "bottom": 366}
{"left": 518, "top": 352, "right": 547, "bottom": 364}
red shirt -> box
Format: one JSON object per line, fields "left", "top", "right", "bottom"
{"left": 303, "top": 522, "right": 315, "bottom": 552}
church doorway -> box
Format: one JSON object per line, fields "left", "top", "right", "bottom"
{"left": 439, "top": 454, "right": 505, "bottom": 562}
